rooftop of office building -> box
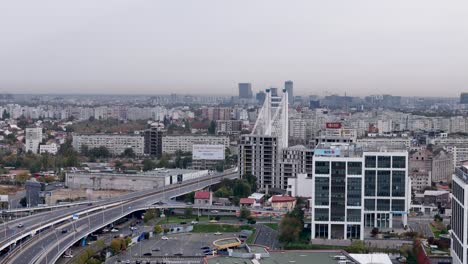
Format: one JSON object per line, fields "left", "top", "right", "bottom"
{"left": 314, "top": 143, "right": 407, "bottom": 158}
{"left": 205, "top": 250, "right": 355, "bottom": 264}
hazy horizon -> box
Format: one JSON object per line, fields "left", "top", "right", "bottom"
{"left": 1, "top": 0, "right": 467, "bottom": 96}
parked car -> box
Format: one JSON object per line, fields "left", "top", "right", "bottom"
{"left": 152, "top": 247, "right": 161, "bottom": 252}
{"left": 161, "top": 236, "right": 168, "bottom": 240}
{"left": 111, "top": 228, "right": 119, "bottom": 233}
{"left": 209, "top": 220, "right": 218, "bottom": 223}
{"left": 17, "top": 223, "right": 24, "bottom": 228}
{"left": 143, "top": 253, "right": 152, "bottom": 256}
{"left": 210, "top": 210, "right": 219, "bottom": 213}
{"left": 191, "top": 221, "right": 199, "bottom": 224}
{"left": 61, "top": 229, "right": 68, "bottom": 234}
{"left": 201, "top": 246, "right": 210, "bottom": 250}
{"left": 214, "top": 232, "right": 222, "bottom": 235}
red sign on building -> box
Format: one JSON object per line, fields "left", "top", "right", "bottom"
{"left": 326, "top": 122, "right": 342, "bottom": 129}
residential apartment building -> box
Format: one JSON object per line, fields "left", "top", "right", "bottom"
{"left": 311, "top": 144, "right": 410, "bottom": 240}
{"left": 215, "top": 120, "right": 243, "bottom": 135}
{"left": 162, "top": 135, "right": 229, "bottom": 154}
{"left": 279, "top": 145, "right": 314, "bottom": 181}
{"left": 39, "top": 143, "right": 58, "bottom": 155}
{"left": 144, "top": 124, "right": 165, "bottom": 157}
{"left": 25, "top": 127, "right": 43, "bottom": 154}
{"left": 451, "top": 165, "right": 468, "bottom": 264}
{"left": 238, "top": 135, "right": 279, "bottom": 192}
{"left": 432, "top": 149, "right": 453, "bottom": 183}
{"left": 72, "top": 134, "right": 144, "bottom": 156}
{"left": 409, "top": 171, "right": 431, "bottom": 193}
{"left": 289, "top": 118, "right": 307, "bottom": 141}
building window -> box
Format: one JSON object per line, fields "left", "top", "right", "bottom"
{"left": 377, "top": 170, "right": 391, "bottom": 196}
{"left": 392, "top": 156, "right": 406, "bottom": 168}
{"left": 315, "top": 161, "right": 330, "bottom": 174}
{"left": 391, "top": 171, "right": 405, "bottom": 197}
{"left": 347, "top": 209, "right": 361, "bottom": 222}
{"left": 391, "top": 199, "right": 405, "bottom": 212}
{"left": 347, "top": 178, "right": 362, "bottom": 206}
{"left": 365, "top": 199, "right": 375, "bottom": 211}
{"left": 315, "top": 177, "right": 329, "bottom": 206}
{"left": 377, "top": 199, "right": 390, "bottom": 211}
{"left": 365, "top": 156, "right": 376, "bottom": 168}
{"left": 365, "top": 170, "right": 376, "bottom": 196}
{"left": 314, "top": 208, "right": 329, "bottom": 221}
{"left": 347, "top": 225, "right": 361, "bottom": 239}
{"left": 347, "top": 162, "right": 362, "bottom": 175}
{"left": 330, "top": 162, "right": 346, "bottom": 222}
{"left": 378, "top": 156, "right": 391, "bottom": 168}
{"left": 315, "top": 224, "right": 328, "bottom": 239}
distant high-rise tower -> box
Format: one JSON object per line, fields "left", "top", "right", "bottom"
{"left": 238, "top": 83, "right": 253, "bottom": 99}
{"left": 460, "top": 93, "right": 468, "bottom": 104}
{"left": 285, "top": 80, "right": 293, "bottom": 104}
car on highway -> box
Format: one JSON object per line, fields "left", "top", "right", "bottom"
{"left": 201, "top": 246, "right": 210, "bottom": 250}
{"left": 211, "top": 210, "right": 219, "bottom": 213}
{"left": 209, "top": 220, "right": 218, "bottom": 223}
{"left": 130, "top": 226, "right": 138, "bottom": 230}
{"left": 102, "top": 228, "right": 110, "bottom": 232}
{"left": 61, "top": 229, "right": 68, "bottom": 234}
{"left": 63, "top": 254, "right": 73, "bottom": 258}
{"left": 151, "top": 247, "right": 161, "bottom": 251}
{"left": 17, "top": 223, "right": 24, "bottom": 228}
{"left": 143, "top": 252, "right": 152, "bottom": 256}
{"left": 191, "top": 220, "right": 199, "bottom": 224}
{"left": 174, "top": 252, "right": 183, "bottom": 256}
{"left": 214, "top": 232, "right": 222, "bottom": 235}
{"left": 161, "top": 236, "right": 169, "bottom": 240}
{"left": 111, "top": 228, "right": 119, "bottom": 232}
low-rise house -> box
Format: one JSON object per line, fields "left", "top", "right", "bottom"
{"left": 194, "top": 191, "right": 213, "bottom": 206}
{"left": 268, "top": 195, "right": 296, "bottom": 211}
{"left": 239, "top": 198, "right": 255, "bottom": 208}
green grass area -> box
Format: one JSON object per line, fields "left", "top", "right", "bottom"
{"left": 246, "top": 229, "right": 256, "bottom": 244}
{"left": 264, "top": 223, "right": 278, "bottom": 231}
{"left": 192, "top": 224, "right": 253, "bottom": 233}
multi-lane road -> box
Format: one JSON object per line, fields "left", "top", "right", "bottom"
{"left": 3, "top": 169, "right": 238, "bottom": 264}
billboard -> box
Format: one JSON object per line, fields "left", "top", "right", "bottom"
{"left": 326, "top": 122, "right": 342, "bottom": 129}
{"left": 315, "top": 149, "right": 341, "bottom": 156}
{"left": 0, "top": 195, "right": 8, "bottom": 202}
{"left": 193, "top": 145, "right": 225, "bottom": 160}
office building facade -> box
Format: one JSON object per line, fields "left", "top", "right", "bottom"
{"left": 451, "top": 165, "right": 468, "bottom": 264}
{"left": 285, "top": 80, "right": 294, "bottom": 104}
{"left": 144, "top": 125, "right": 165, "bottom": 157}
{"left": 311, "top": 146, "right": 409, "bottom": 240}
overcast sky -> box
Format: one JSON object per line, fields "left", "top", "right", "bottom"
{"left": 0, "top": 0, "right": 467, "bottom": 97}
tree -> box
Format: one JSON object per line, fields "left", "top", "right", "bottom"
{"left": 15, "top": 172, "right": 30, "bottom": 183}
{"left": 110, "top": 238, "right": 123, "bottom": 253}
{"left": 154, "top": 225, "right": 163, "bottom": 234}
{"left": 142, "top": 159, "right": 156, "bottom": 171}
{"left": 143, "top": 209, "right": 157, "bottom": 223}
{"left": 346, "top": 240, "right": 367, "bottom": 253}
{"left": 214, "top": 186, "right": 232, "bottom": 198}
{"left": 240, "top": 207, "right": 251, "bottom": 219}
{"left": 434, "top": 214, "right": 443, "bottom": 222}
{"left": 278, "top": 216, "right": 302, "bottom": 243}
{"left": 122, "top": 148, "right": 136, "bottom": 158}
{"left": 208, "top": 121, "right": 216, "bottom": 135}
{"left": 184, "top": 207, "right": 193, "bottom": 218}
{"left": 89, "top": 146, "right": 111, "bottom": 159}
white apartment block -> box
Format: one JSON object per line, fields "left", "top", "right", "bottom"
{"left": 25, "top": 127, "right": 43, "bottom": 154}
{"left": 357, "top": 137, "right": 411, "bottom": 150}
{"left": 72, "top": 134, "right": 144, "bottom": 155}
{"left": 162, "top": 136, "right": 229, "bottom": 154}
{"left": 39, "top": 143, "right": 58, "bottom": 155}
{"left": 409, "top": 171, "right": 431, "bottom": 193}
{"left": 451, "top": 166, "right": 468, "bottom": 264}
{"left": 311, "top": 144, "right": 410, "bottom": 241}
{"left": 289, "top": 119, "right": 307, "bottom": 140}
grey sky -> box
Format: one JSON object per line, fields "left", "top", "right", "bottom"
{"left": 0, "top": 0, "right": 467, "bottom": 96}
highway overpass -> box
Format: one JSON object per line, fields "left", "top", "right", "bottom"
{"left": 1, "top": 169, "right": 238, "bottom": 264}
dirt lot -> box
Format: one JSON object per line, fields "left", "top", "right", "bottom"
{"left": 46, "top": 188, "right": 129, "bottom": 204}
{"left": 0, "top": 185, "right": 23, "bottom": 195}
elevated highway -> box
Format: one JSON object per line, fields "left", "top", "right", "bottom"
{"left": 2, "top": 169, "right": 238, "bottom": 264}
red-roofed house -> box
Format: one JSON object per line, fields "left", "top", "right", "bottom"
{"left": 239, "top": 198, "right": 255, "bottom": 208}
{"left": 269, "top": 195, "right": 296, "bottom": 211}
{"left": 194, "top": 191, "right": 213, "bottom": 206}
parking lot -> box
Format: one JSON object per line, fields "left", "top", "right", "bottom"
{"left": 106, "top": 232, "right": 240, "bottom": 263}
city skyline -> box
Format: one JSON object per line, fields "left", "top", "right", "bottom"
{"left": 1, "top": 0, "right": 467, "bottom": 96}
